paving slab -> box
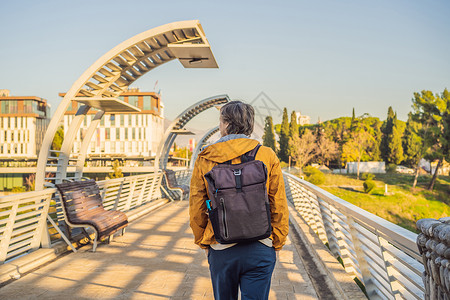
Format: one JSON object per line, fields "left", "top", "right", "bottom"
{"left": 0, "top": 202, "right": 318, "bottom": 299}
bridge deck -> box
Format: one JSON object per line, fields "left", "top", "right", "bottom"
{"left": 0, "top": 202, "right": 319, "bottom": 299}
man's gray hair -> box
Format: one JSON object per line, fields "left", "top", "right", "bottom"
{"left": 220, "top": 101, "right": 255, "bottom": 136}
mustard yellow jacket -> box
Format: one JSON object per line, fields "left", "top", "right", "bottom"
{"left": 189, "top": 138, "right": 289, "bottom": 250}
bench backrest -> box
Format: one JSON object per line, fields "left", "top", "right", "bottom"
{"left": 56, "top": 179, "right": 104, "bottom": 222}
{"left": 163, "top": 169, "right": 179, "bottom": 188}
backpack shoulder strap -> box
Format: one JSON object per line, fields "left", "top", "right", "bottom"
{"left": 241, "top": 144, "right": 261, "bottom": 163}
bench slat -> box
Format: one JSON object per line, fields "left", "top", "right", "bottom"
{"left": 56, "top": 179, "right": 128, "bottom": 242}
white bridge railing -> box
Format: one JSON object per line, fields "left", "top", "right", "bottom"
{"left": 284, "top": 172, "right": 424, "bottom": 300}
{"left": 0, "top": 172, "right": 166, "bottom": 264}
{"left": 174, "top": 169, "right": 192, "bottom": 186}
{"left": 47, "top": 172, "right": 164, "bottom": 243}
{"left": 0, "top": 189, "right": 55, "bottom": 263}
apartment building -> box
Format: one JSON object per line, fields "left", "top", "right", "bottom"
{"left": 63, "top": 88, "right": 164, "bottom": 159}
{"left": 0, "top": 89, "right": 51, "bottom": 159}
{"left": 0, "top": 89, "right": 51, "bottom": 190}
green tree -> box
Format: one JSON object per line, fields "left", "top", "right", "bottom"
{"left": 350, "top": 107, "right": 356, "bottom": 133}
{"left": 262, "top": 116, "right": 277, "bottom": 152}
{"left": 289, "top": 111, "right": 298, "bottom": 138}
{"left": 278, "top": 108, "right": 290, "bottom": 162}
{"left": 342, "top": 127, "right": 373, "bottom": 180}
{"left": 51, "top": 125, "right": 64, "bottom": 156}
{"left": 402, "top": 112, "right": 424, "bottom": 188}
{"left": 381, "top": 107, "right": 404, "bottom": 164}
{"left": 288, "top": 111, "right": 298, "bottom": 160}
{"left": 289, "top": 130, "right": 316, "bottom": 170}
{"left": 109, "top": 160, "right": 124, "bottom": 178}
{"left": 411, "top": 90, "right": 448, "bottom": 190}
{"left": 316, "top": 134, "right": 338, "bottom": 166}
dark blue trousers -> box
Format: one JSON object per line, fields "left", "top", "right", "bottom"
{"left": 208, "top": 242, "right": 276, "bottom": 300}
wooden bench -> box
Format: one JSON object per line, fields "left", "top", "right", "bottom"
{"left": 55, "top": 179, "right": 128, "bottom": 251}
{"left": 162, "top": 169, "right": 189, "bottom": 200}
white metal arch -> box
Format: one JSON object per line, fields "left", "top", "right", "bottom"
{"left": 35, "top": 20, "right": 218, "bottom": 190}
{"left": 155, "top": 95, "right": 229, "bottom": 170}
{"left": 189, "top": 126, "right": 219, "bottom": 169}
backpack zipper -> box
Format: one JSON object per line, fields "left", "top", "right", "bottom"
{"left": 220, "top": 198, "right": 229, "bottom": 238}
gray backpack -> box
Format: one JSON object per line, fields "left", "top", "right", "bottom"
{"left": 204, "top": 145, "right": 272, "bottom": 244}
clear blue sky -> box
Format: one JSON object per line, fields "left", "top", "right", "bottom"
{"left": 1, "top": 0, "right": 449, "bottom": 129}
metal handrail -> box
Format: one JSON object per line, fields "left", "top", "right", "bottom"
{"left": 0, "top": 189, "right": 55, "bottom": 263}
{"left": 283, "top": 172, "right": 424, "bottom": 299}
{"left": 0, "top": 173, "right": 165, "bottom": 264}
{"left": 173, "top": 169, "right": 192, "bottom": 186}
{"left": 46, "top": 173, "right": 164, "bottom": 244}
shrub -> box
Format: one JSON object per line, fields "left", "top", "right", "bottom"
{"left": 361, "top": 173, "right": 375, "bottom": 180}
{"left": 386, "top": 164, "right": 397, "bottom": 173}
{"left": 303, "top": 166, "right": 317, "bottom": 177}
{"left": 12, "top": 186, "right": 26, "bottom": 193}
{"left": 363, "top": 179, "right": 376, "bottom": 194}
{"left": 280, "top": 161, "right": 289, "bottom": 169}
{"left": 303, "top": 166, "right": 325, "bottom": 185}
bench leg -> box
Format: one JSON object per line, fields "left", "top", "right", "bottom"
{"left": 109, "top": 234, "right": 114, "bottom": 243}
{"left": 92, "top": 232, "right": 98, "bottom": 252}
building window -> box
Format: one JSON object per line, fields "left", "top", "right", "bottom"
{"left": 132, "top": 128, "right": 135, "bottom": 140}
{"left": 110, "top": 114, "right": 115, "bottom": 126}
{"left": 129, "top": 96, "right": 138, "bottom": 107}
{"left": 20, "top": 144, "right": 23, "bottom": 154}
{"left": 100, "top": 116, "right": 104, "bottom": 126}
{"left": 111, "top": 142, "right": 116, "bottom": 152}
{"left": 120, "top": 142, "right": 124, "bottom": 152}
{"left": 125, "top": 129, "right": 128, "bottom": 140}
{"left": 116, "top": 128, "right": 120, "bottom": 140}
{"left": 138, "top": 128, "right": 142, "bottom": 140}
{"left": 105, "top": 128, "right": 110, "bottom": 140}
{"left": 143, "top": 96, "right": 151, "bottom": 110}
{"left": 128, "top": 114, "right": 132, "bottom": 126}
{"left": 120, "top": 114, "right": 124, "bottom": 126}
{"left": 7, "top": 117, "right": 10, "bottom": 128}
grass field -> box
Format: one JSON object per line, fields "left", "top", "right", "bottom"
{"left": 311, "top": 172, "right": 450, "bottom": 232}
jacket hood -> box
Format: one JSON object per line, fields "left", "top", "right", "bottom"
{"left": 198, "top": 138, "right": 260, "bottom": 163}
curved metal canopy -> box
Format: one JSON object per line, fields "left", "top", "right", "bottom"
{"left": 35, "top": 20, "right": 218, "bottom": 190}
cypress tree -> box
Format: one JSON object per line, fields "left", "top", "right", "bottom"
{"left": 381, "top": 106, "right": 403, "bottom": 164}
{"left": 262, "top": 116, "right": 277, "bottom": 152}
{"left": 403, "top": 112, "right": 423, "bottom": 188}
{"left": 350, "top": 108, "right": 356, "bottom": 133}
{"left": 289, "top": 111, "right": 298, "bottom": 138}
{"left": 278, "top": 108, "right": 290, "bottom": 162}
{"left": 389, "top": 118, "right": 404, "bottom": 164}
{"left": 288, "top": 111, "right": 299, "bottom": 162}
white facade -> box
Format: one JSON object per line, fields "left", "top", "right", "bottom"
{"left": 295, "top": 111, "right": 311, "bottom": 126}
{"left": 346, "top": 161, "right": 386, "bottom": 174}
{"left": 0, "top": 117, "right": 36, "bottom": 157}
{"left": 64, "top": 112, "right": 164, "bottom": 157}
{"left": 0, "top": 95, "right": 50, "bottom": 159}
